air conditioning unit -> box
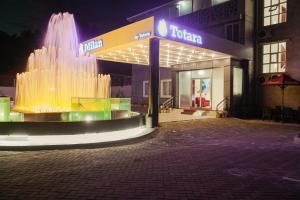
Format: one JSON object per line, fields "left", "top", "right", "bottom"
{"left": 258, "top": 30, "right": 272, "bottom": 39}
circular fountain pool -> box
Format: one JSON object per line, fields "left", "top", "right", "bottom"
{"left": 0, "top": 12, "right": 154, "bottom": 149}
{"left": 0, "top": 112, "right": 152, "bottom": 149}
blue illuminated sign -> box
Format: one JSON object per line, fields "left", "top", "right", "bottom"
{"left": 82, "top": 40, "right": 103, "bottom": 53}
{"left": 135, "top": 31, "right": 151, "bottom": 40}
{"left": 157, "top": 19, "right": 203, "bottom": 45}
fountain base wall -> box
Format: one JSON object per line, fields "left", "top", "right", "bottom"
{"left": 0, "top": 112, "right": 144, "bottom": 136}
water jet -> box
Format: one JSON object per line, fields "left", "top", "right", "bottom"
{"left": 0, "top": 12, "right": 147, "bottom": 148}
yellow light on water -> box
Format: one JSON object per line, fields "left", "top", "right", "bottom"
{"left": 14, "top": 12, "right": 111, "bottom": 113}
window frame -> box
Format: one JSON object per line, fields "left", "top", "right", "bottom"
{"left": 143, "top": 80, "right": 149, "bottom": 98}
{"left": 261, "top": 41, "right": 287, "bottom": 74}
{"left": 160, "top": 79, "right": 172, "bottom": 98}
{"left": 225, "top": 22, "right": 240, "bottom": 43}
{"left": 263, "top": 0, "right": 287, "bottom": 26}
{"left": 212, "top": 0, "right": 230, "bottom": 6}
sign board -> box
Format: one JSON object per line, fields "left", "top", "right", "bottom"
{"left": 80, "top": 40, "right": 104, "bottom": 54}
{"left": 81, "top": 17, "right": 155, "bottom": 53}
{"left": 155, "top": 19, "right": 203, "bottom": 46}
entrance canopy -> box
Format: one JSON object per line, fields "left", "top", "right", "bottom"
{"left": 81, "top": 17, "right": 252, "bottom": 67}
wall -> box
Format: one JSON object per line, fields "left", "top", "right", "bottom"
{"left": 257, "top": 0, "right": 300, "bottom": 110}
{"left": 176, "top": 0, "right": 246, "bottom": 44}
{"left": 257, "top": 0, "right": 300, "bottom": 79}
{"left": 111, "top": 86, "right": 131, "bottom": 98}
{"left": 259, "top": 86, "right": 300, "bottom": 110}
{"left": 131, "top": 65, "right": 172, "bottom": 105}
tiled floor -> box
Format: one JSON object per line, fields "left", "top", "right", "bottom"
{"left": 0, "top": 118, "right": 299, "bottom": 200}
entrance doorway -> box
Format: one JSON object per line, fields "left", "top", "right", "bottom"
{"left": 191, "top": 78, "right": 211, "bottom": 109}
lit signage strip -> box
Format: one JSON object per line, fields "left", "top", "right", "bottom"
{"left": 81, "top": 40, "right": 104, "bottom": 54}
{"left": 156, "top": 19, "right": 203, "bottom": 45}
{"left": 135, "top": 31, "right": 151, "bottom": 40}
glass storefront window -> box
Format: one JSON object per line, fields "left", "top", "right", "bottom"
{"left": 179, "top": 69, "right": 213, "bottom": 108}
{"left": 179, "top": 71, "right": 192, "bottom": 108}
{"left": 233, "top": 68, "right": 243, "bottom": 96}
{"left": 179, "top": 68, "right": 225, "bottom": 110}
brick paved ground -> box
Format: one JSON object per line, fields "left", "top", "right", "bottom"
{"left": 0, "top": 118, "right": 300, "bottom": 200}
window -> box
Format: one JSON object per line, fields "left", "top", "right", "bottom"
{"left": 262, "top": 41, "right": 286, "bottom": 73}
{"left": 177, "top": 0, "right": 193, "bottom": 16}
{"left": 264, "top": 0, "right": 287, "bottom": 26}
{"left": 212, "top": 0, "right": 230, "bottom": 6}
{"left": 233, "top": 68, "right": 243, "bottom": 96}
{"left": 161, "top": 79, "right": 172, "bottom": 98}
{"left": 225, "top": 23, "right": 240, "bottom": 43}
{"left": 143, "top": 81, "right": 149, "bottom": 98}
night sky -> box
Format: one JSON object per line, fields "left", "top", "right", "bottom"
{"left": 0, "top": 0, "right": 173, "bottom": 76}
{"left": 0, "top": 0, "right": 172, "bottom": 40}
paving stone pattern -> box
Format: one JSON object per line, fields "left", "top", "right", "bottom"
{"left": 0, "top": 118, "right": 300, "bottom": 200}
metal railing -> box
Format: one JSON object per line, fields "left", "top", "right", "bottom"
{"left": 160, "top": 97, "right": 175, "bottom": 113}
{"left": 216, "top": 97, "right": 229, "bottom": 117}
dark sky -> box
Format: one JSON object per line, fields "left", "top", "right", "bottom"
{"left": 0, "top": 0, "right": 172, "bottom": 41}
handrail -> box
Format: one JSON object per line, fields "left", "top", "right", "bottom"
{"left": 216, "top": 97, "right": 229, "bottom": 113}
{"left": 163, "top": 97, "right": 174, "bottom": 107}
{"left": 160, "top": 97, "right": 175, "bottom": 112}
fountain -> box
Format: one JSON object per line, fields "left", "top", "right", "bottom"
{"left": 0, "top": 12, "right": 148, "bottom": 148}
{"left": 14, "top": 12, "right": 111, "bottom": 113}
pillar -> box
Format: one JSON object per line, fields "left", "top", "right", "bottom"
{"left": 148, "top": 38, "right": 160, "bottom": 128}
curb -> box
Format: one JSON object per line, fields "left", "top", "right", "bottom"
{"left": 0, "top": 128, "right": 158, "bottom": 151}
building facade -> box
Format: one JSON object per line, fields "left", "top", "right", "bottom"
{"left": 129, "top": 0, "right": 300, "bottom": 117}
{"left": 256, "top": 0, "right": 300, "bottom": 110}
{"left": 129, "top": 0, "right": 255, "bottom": 117}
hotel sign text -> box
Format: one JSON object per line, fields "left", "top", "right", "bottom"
{"left": 157, "top": 19, "right": 203, "bottom": 45}
{"left": 81, "top": 40, "right": 104, "bottom": 53}
{"left": 135, "top": 31, "right": 151, "bottom": 40}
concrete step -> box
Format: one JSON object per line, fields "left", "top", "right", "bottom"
{"left": 181, "top": 108, "right": 213, "bottom": 116}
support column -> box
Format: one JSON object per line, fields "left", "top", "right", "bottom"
{"left": 148, "top": 38, "right": 160, "bottom": 128}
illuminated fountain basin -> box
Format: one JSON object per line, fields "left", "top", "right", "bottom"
{"left": 0, "top": 96, "right": 148, "bottom": 148}
{"left": 0, "top": 12, "right": 149, "bottom": 148}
